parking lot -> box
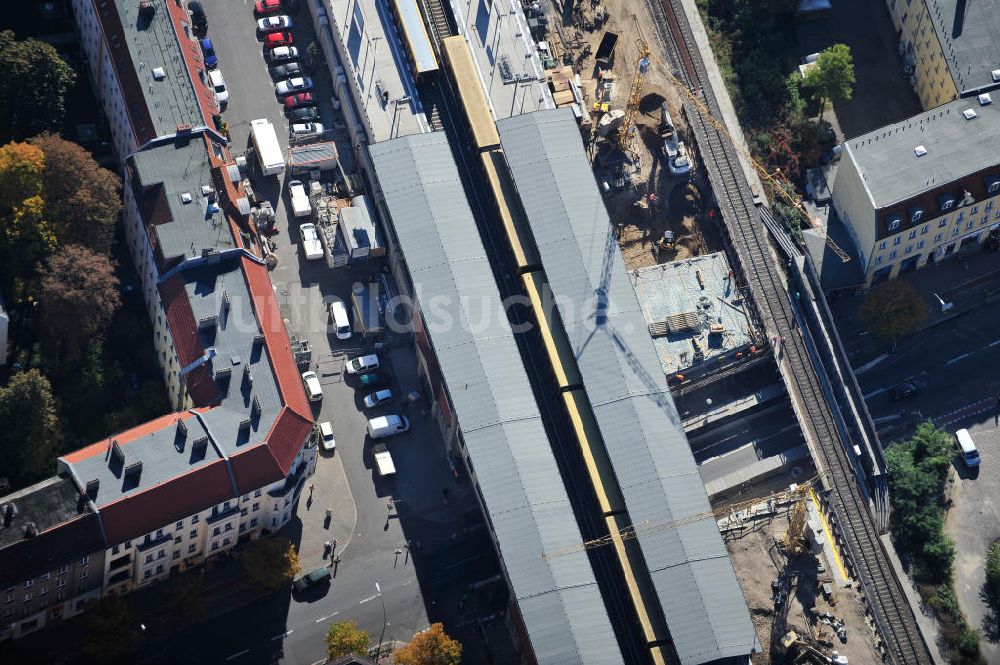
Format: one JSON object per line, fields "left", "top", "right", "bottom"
{"left": 198, "top": 1, "right": 510, "bottom": 661}
{"left": 946, "top": 423, "right": 1000, "bottom": 662}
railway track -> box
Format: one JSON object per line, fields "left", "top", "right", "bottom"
{"left": 651, "top": 1, "right": 933, "bottom": 663}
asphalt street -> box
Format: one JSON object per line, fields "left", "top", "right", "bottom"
{"left": 854, "top": 303, "right": 1000, "bottom": 439}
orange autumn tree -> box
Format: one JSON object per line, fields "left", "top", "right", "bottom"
{"left": 394, "top": 623, "right": 462, "bottom": 665}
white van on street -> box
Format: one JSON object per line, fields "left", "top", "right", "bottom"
{"left": 367, "top": 415, "right": 410, "bottom": 439}
{"left": 301, "top": 370, "right": 322, "bottom": 402}
{"left": 328, "top": 300, "right": 352, "bottom": 340}
{"left": 955, "top": 428, "right": 980, "bottom": 468}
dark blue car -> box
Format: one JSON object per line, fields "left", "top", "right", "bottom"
{"left": 200, "top": 38, "right": 218, "bottom": 69}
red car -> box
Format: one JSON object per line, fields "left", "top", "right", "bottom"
{"left": 255, "top": 0, "right": 282, "bottom": 14}
{"left": 264, "top": 31, "right": 293, "bottom": 47}
{"left": 283, "top": 92, "right": 315, "bottom": 110}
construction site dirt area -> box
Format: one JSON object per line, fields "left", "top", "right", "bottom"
{"left": 541, "top": 0, "right": 724, "bottom": 270}
{"left": 719, "top": 472, "right": 883, "bottom": 665}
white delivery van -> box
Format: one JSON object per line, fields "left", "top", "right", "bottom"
{"left": 367, "top": 415, "right": 410, "bottom": 439}
{"left": 328, "top": 300, "right": 352, "bottom": 340}
{"left": 372, "top": 443, "right": 396, "bottom": 476}
{"left": 955, "top": 429, "right": 980, "bottom": 468}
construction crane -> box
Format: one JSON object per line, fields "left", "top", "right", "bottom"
{"left": 617, "top": 15, "right": 651, "bottom": 161}
{"left": 542, "top": 476, "right": 820, "bottom": 559}
{"left": 661, "top": 68, "right": 852, "bottom": 263}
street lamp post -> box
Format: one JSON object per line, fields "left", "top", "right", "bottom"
{"left": 374, "top": 581, "right": 388, "bottom": 663}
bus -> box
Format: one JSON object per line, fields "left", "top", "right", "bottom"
{"left": 250, "top": 118, "right": 285, "bottom": 176}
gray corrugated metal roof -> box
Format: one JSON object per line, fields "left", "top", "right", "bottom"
{"left": 368, "top": 132, "right": 622, "bottom": 665}
{"left": 844, "top": 96, "right": 1000, "bottom": 208}
{"left": 497, "top": 109, "right": 756, "bottom": 665}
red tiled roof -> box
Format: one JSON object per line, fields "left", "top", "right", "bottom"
{"left": 98, "top": 459, "right": 234, "bottom": 545}
{"left": 164, "top": 0, "right": 217, "bottom": 125}
{"left": 268, "top": 407, "right": 314, "bottom": 473}
{"left": 239, "top": 257, "right": 311, "bottom": 420}
{"left": 62, "top": 412, "right": 199, "bottom": 463}
{"left": 229, "top": 443, "right": 283, "bottom": 494}
{"left": 186, "top": 364, "right": 222, "bottom": 406}
{"left": 159, "top": 275, "right": 204, "bottom": 366}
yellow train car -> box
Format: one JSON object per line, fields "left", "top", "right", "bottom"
{"left": 389, "top": 0, "right": 439, "bottom": 80}
{"left": 439, "top": 36, "right": 500, "bottom": 150}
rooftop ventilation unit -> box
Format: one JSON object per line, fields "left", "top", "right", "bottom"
{"left": 124, "top": 461, "right": 143, "bottom": 479}
{"left": 201, "top": 185, "right": 214, "bottom": 197}
{"left": 152, "top": 67, "right": 166, "bottom": 80}
{"left": 914, "top": 145, "right": 928, "bottom": 157}
{"left": 192, "top": 436, "right": 209, "bottom": 453}
{"left": 963, "top": 108, "right": 978, "bottom": 120}
{"left": 993, "top": 69, "right": 1000, "bottom": 82}
{"left": 180, "top": 192, "right": 193, "bottom": 204}
{"left": 979, "top": 93, "right": 992, "bottom": 106}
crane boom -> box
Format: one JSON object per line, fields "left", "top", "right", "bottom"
{"left": 617, "top": 16, "right": 651, "bottom": 159}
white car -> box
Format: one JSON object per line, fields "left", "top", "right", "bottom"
{"left": 363, "top": 389, "right": 393, "bottom": 409}
{"left": 257, "top": 15, "right": 293, "bottom": 32}
{"left": 319, "top": 421, "right": 336, "bottom": 452}
{"left": 345, "top": 354, "right": 379, "bottom": 375}
{"left": 290, "top": 122, "right": 324, "bottom": 138}
{"left": 275, "top": 76, "right": 313, "bottom": 96}
{"left": 298, "top": 223, "right": 324, "bottom": 261}
{"left": 301, "top": 370, "right": 322, "bottom": 401}
{"left": 209, "top": 69, "right": 229, "bottom": 107}
{"left": 267, "top": 45, "right": 298, "bottom": 63}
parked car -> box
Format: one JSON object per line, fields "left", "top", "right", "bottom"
{"left": 208, "top": 69, "right": 229, "bottom": 108}
{"left": 270, "top": 62, "right": 303, "bottom": 79}
{"left": 367, "top": 415, "right": 410, "bottom": 439}
{"left": 319, "top": 421, "right": 336, "bottom": 452}
{"left": 890, "top": 380, "right": 921, "bottom": 401}
{"left": 188, "top": 0, "right": 208, "bottom": 33}
{"left": 267, "top": 45, "right": 298, "bottom": 63}
{"left": 328, "top": 300, "right": 351, "bottom": 340}
{"left": 290, "top": 122, "right": 324, "bottom": 137}
{"left": 955, "top": 428, "right": 981, "bottom": 468}
{"left": 292, "top": 567, "right": 331, "bottom": 592}
{"left": 255, "top": 0, "right": 283, "bottom": 14}
{"left": 301, "top": 370, "right": 322, "bottom": 401}
{"left": 355, "top": 372, "right": 388, "bottom": 390}
{"left": 363, "top": 389, "right": 393, "bottom": 409}
{"left": 257, "top": 15, "right": 293, "bottom": 32}
{"left": 275, "top": 76, "right": 312, "bottom": 96}
{"left": 289, "top": 107, "right": 319, "bottom": 122}
{"left": 283, "top": 92, "right": 314, "bottom": 110}
{"left": 345, "top": 354, "right": 379, "bottom": 375}
{"left": 199, "top": 38, "right": 217, "bottom": 69}
{"left": 264, "top": 32, "right": 294, "bottom": 48}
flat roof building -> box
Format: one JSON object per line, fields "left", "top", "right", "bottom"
{"left": 832, "top": 95, "right": 1000, "bottom": 285}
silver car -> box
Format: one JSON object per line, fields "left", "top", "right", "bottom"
{"left": 363, "top": 389, "right": 393, "bottom": 409}
{"left": 274, "top": 76, "right": 313, "bottom": 96}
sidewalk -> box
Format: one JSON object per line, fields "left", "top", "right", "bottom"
{"left": 830, "top": 250, "right": 1000, "bottom": 368}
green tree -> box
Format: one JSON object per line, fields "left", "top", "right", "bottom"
{"left": 987, "top": 541, "right": 1000, "bottom": 598}
{"left": 0, "top": 141, "right": 54, "bottom": 289}
{"left": 0, "top": 31, "right": 77, "bottom": 142}
{"left": 325, "top": 620, "right": 370, "bottom": 660}
{"left": 802, "top": 43, "right": 855, "bottom": 118}
{"left": 0, "top": 369, "right": 61, "bottom": 487}
{"left": 858, "top": 279, "right": 928, "bottom": 343}
{"left": 164, "top": 573, "right": 206, "bottom": 627}
{"left": 81, "top": 596, "right": 137, "bottom": 663}
{"left": 394, "top": 623, "right": 463, "bottom": 665}
{"left": 37, "top": 245, "right": 121, "bottom": 366}
{"left": 30, "top": 133, "right": 122, "bottom": 254}
{"left": 237, "top": 537, "right": 301, "bottom": 590}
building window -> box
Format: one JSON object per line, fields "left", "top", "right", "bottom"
{"left": 889, "top": 250, "right": 898, "bottom": 260}
{"left": 909, "top": 230, "right": 917, "bottom": 239}
{"left": 56, "top": 580, "right": 65, "bottom": 589}
{"left": 112, "top": 545, "right": 120, "bottom": 555}
{"left": 224, "top": 523, "right": 233, "bottom": 532}
{"left": 158, "top": 551, "right": 166, "bottom": 560}
{"left": 250, "top": 518, "right": 258, "bottom": 528}
{"left": 212, "top": 527, "right": 221, "bottom": 537}
{"left": 934, "top": 233, "right": 943, "bottom": 242}
{"left": 188, "top": 544, "right": 197, "bottom": 554}
{"left": 190, "top": 529, "right": 197, "bottom": 539}
{"left": 252, "top": 503, "right": 259, "bottom": 512}
{"left": 967, "top": 220, "right": 975, "bottom": 230}
{"left": 56, "top": 591, "right": 64, "bottom": 602}
{"left": 23, "top": 581, "right": 32, "bottom": 589}
{"left": 223, "top": 538, "right": 231, "bottom": 546}
{"left": 174, "top": 537, "right": 182, "bottom": 544}
{"left": 211, "top": 542, "right": 219, "bottom": 551}
{"left": 893, "top": 236, "right": 901, "bottom": 246}
{"left": 5, "top": 590, "right": 13, "bottom": 603}
{"left": 254, "top": 489, "right": 262, "bottom": 498}
{"left": 22, "top": 593, "right": 31, "bottom": 603}
{"left": 971, "top": 206, "right": 979, "bottom": 215}
{"left": 191, "top": 515, "right": 199, "bottom": 524}
{"left": 176, "top": 520, "right": 184, "bottom": 530}
{"left": 905, "top": 245, "right": 912, "bottom": 254}
{"left": 155, "top": 565, "right": 164, "bottom": 574}
{"left": 39, "top": 574, "right": 49, "bottom": 582}
{"left": 39, "top": 586, "right": 47, "bottom": 596}
{"left": 939, "top": 218, "right": 948, "bottom": 228}
{"left": 143, "top": 570, "right": 152, "bottom": 580}
{"left": 58, "top": 565, "right": 67, "bottom": 576}
{"left": 952, "top": 227, "right": 960, "bottom": 237}
{"left": 145, "top": 554, "right": 154, "bottom": 564}
{"left": 173, "top": 551, "right": 180, "bottom": 560}
{"left": 80, "top": 556, "right": 90, "bottom": 566}
{"left": 242, "top": 495, "right": 250, "bottom": 503}
{"left": 241, "top": 508, "right": 248, "bottom": 517}
{"left": 921, "top": 225, "right": 929, "bottom": 235}
{"left": 917, "top": 240, "right": 925, "bottom": 249}
{"left": 878, "top": 240, "right": 887, "bottom": 251}
{"left": 79, "top": 571, "right": 88, "bottom": 581}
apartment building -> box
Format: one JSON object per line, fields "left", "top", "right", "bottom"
{"left": 885, "top": 0, "right": 1000, "bottom": 109}
{"left": 831, "top": 95, "right": 1000, "bottom": 286}
{"left": 0, "top": 478, "right": 105, "bottom": 641}
{"left": 0, "top": 0, "right": 318, "bottom": 643}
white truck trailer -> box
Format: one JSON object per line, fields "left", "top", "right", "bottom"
{"left": 250, "top": 118, "right": 285, "bottom": 177}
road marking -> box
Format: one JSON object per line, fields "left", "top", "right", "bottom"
{"left": 270, "top": 629, "right": 293, "bottom": 641}
{"left": 946, "top": 352, "right": 973, "bottom": 366}
{"left": 359, "top": 594, "right": 379, "bottom": 604}
{"left": 401, "top": 580, "right": 413, "bottom": 586}
{"left": 990, "top": 338, "right": 1000, "bottom": 348}
{"left": 315, "top": 611, "right": 340, "bottom": 623}
{"left": 226, "top": 649, "right": 251, "bottom": 661}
